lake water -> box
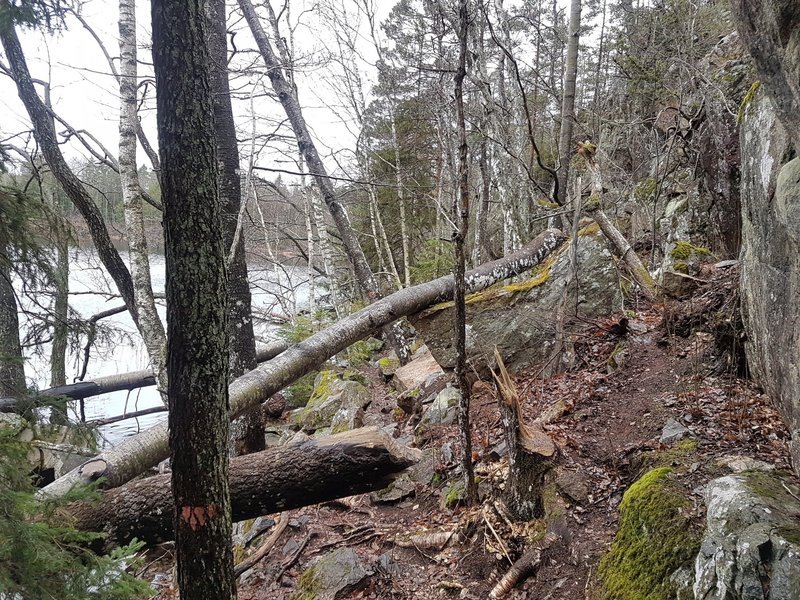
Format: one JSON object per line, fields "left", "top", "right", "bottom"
{"left": 20, "top": 248, "right": 311, "bottom": 446}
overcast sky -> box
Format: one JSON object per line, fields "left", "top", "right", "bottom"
{"left": 0, "top": 0, "right": 396, "bottom": 180}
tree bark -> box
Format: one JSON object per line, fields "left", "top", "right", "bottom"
{"left": 0, "top": 261, "right": 25, "bottom": 399}
{"left": 119, "top": 0, "right": 167, "bottom": 392}
{"left": 207, "top": 0, "right": 263, "bottom": 455}
{"left": 49, "top": 229, "right": 69, "bottom": 390}
{"left": 453, "top": 0, "right": 478, "bottom": 505}
{"left": 555, "top": 0, "right": 581, "bottom": 207}
{"left": 39, "top": 229, "right": 564, "bottom": 499}
{"left": 151, "top": 0, "right": 235, "bottom": 597}
{"left": 0, "top": 14, "right": 139, "bottom": 330}
{"left": 492, "top": 350, "right": 557, "bottom": 521}
{"left": 68, "top": 427, "right": 419, "bottom": 548}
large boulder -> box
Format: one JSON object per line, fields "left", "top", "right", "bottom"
{"left": 410, "top": 228, "right": 622, "bottom": 374}
{"left": 295, "top": 547, "right": 367, "bottom": 599}
{"left": 739, "top": 87, "right": 800, "bottom": 471}
{"left": 295, "top": 371, "right": 371, "bottom": 433}
{"left": 694, "top": 472, "right": 800, "bottom": 600}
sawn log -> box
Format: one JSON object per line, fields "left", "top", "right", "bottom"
{"left": 68, "top": 427, "right": 419, "bottom": 547}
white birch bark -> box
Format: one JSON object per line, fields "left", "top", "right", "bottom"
{"left": 118, "top": 0, "right": 166, "bottom": 393}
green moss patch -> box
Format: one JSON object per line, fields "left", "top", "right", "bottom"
{"left": 598, "top": 467, "right": 701, "bottom": 600}
{"left": 737, "top": 80, "right": 761, "bottom": 124}
{"left": 671, "top": 241, "right": 712, "bottom": 261}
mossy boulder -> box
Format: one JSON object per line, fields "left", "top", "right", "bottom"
{"left": 410, "top": 229, "right": 622, "bottom": 375}
{"left": 295, "top": 371, "right": 370, "bottom": 433}
{"left": 694, "top": 472, "right": 800, "bottom": 600}
{"left": 294, "top": 547, "right": 367, "bottom": 600}
{"left": 598, "top": 467, "right": 701, "bottom": 600}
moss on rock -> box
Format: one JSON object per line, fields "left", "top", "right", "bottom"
{"left": 598, "top": 467, "right": 701, "bottom": 600}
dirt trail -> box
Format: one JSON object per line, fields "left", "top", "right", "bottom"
{"left": 147, "top": 281, "right": 795, "bottom": 600}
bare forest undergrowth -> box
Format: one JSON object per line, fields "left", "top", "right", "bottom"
{"left": 144, "top": 265, "right": 795, "bottom": 599}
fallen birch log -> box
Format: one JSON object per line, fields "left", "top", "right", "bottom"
{"left": 41, "top": 229, "right": 564, "bottom": 499}
{"left": 0, "top": 340, "right": 287, "bottom": 413}
{"left": 68, "top": 427, "right": 419, "bottom": 547}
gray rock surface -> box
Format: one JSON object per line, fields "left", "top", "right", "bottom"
{"left": 416, "top": 385, "right": 460, "bottom": 432}
{"left": 693, "top": 473, "right": 800, "bottom": 600}
{"left": 296, "top": 547, "right": 367, "bottom": 600}
{"left": 296, "top": 371, "right": 371, "bottom": 432}
{"left": 660, "top": 418, "right": 691, "bottom": 444}
{"left": 393, "top": 350, "right": 444, "bottom": 392}
{"left": 410, "top": 228, "right": 622, "bottom": 374}
{"left": 739, "top": 88, "right": 800, "bottom": 473}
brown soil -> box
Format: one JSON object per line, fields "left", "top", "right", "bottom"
{"left": 144, "top": 266, "right": 796, "bottom": 599}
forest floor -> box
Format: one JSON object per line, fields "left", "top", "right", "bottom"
{"left": 144, "top": 264, "right": 796, "bottom": 599}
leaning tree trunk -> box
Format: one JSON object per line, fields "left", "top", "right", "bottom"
{"left": 453, "top": 0, "right": 478, "bottom": 505}
{"left": 555, "top": 0, "right": 581, "bottom": 207}
{"left": 0, "top": 16, "right": 139, "bottom": 330}
{"left": 207, "top": 0, "right": 263, "bottom": 456}
{"left": 39, "top": 229, "right": 565, "bottom": 499}
{"left": 239, "top": 0, "right": 416, "bottom": 363}
{"left": 119, "top": 0, "right": 167, "bottom": 394}
{"left": 583, "top": 148, "right": 658, "bottom": 301}
{"left": 151, "top": 0, "right": 235, "bottom": 597}
{"left": 68, "top": 427, "right": 418, "bottom": 548}
{"left": 238, "top": 0, "right": 378, "bottom": 300}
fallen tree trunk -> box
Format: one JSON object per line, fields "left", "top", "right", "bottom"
{"left": 41, "top": 229, "right": 564, "bottom": 499}
{"left": 0, "top": 341, "right": 288, "bottom": 412}
{"left": 582, "top": 146, "right": 659, "bottom": 300}
{"left": 69, "top": 427, "right": 419, "bottom": 547}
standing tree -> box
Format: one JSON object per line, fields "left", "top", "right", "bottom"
{"left": 151, "top": 0, "right": 235, "bottom": 597}
{"left": 453, "top": 0, "right": 478, "bottom": 505}
{"left": 555, "top": 0, "right": 581, "bottom": 207}
{"left": 207, "top": 0, "right": 263, "bottom": 455}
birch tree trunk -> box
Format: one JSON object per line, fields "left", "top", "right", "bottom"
{"left": 390, "top": 114, "right": 412, "bottom": 287}
{"left": 119, "top": 0, "right": 167, "bottom": 393}
{"left": 151, "top": 0, "right": 235, "bottom": 596}
{"left": 40, "top": 229, "right": 564, "bottom": 499}
{"left": 555, "top": 0, "right": 581, "bottom": 206}
{"left": 584, "top": 149, "right": 658, "bottom": 301}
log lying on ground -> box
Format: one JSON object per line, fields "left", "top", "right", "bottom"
{"left": 0, "top": 341, "right": 288, "bottom": 413}
{"left": 41, "top": 229, "right": 564, "bottom": 499}
{"left": 68, "top": 427, "right": 419, "bottom": 547}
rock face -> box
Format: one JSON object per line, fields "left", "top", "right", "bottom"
{"left": 739, "top": 88, "right": 800, "bottom": 471}
{"left": 296, "top": 371, "right": 371, "bottom": 433}
{"left": 410, "top": 229, "right": 622, "bottom": 374}
{"left": 694, "top": 473, "right": 800, "bottom": 600}
{"left": 295, "top": 547, "right": 367, "bottom": 600}
{"left": 696, "top": 31, "right": 752, "bottom": 257}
